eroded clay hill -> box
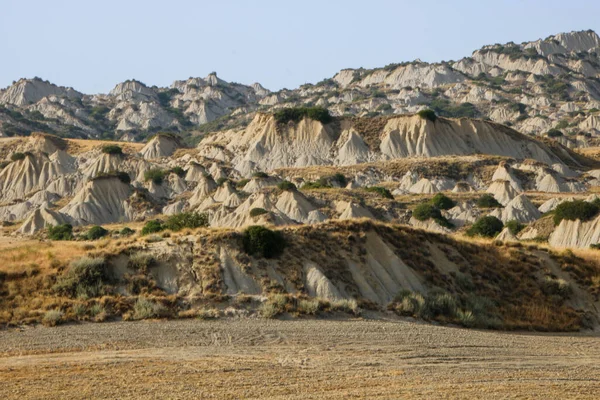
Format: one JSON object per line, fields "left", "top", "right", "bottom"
{"left": 1, "top": 220, "right": 599, "bottom": 331}
{"left": 199, "top": 113, "right": 575, "bottom": 174}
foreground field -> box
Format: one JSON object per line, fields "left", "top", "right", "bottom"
{"left": 1, "top": 319, "right": 599, "bottom": 399}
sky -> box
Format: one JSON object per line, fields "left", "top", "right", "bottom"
{"left": 1, "top": 0, "right": 599, "bottom": 94}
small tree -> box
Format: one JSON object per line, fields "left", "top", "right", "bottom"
{"left": 10, "top": 152, "right": 25, "bottom": 162}
{"left": 250, "top": 208, "right": 269, "bottom": 217}
{"left": 164, "top": 212, "right": 209, "bottom": 231}
{"left": 505, "top": 220, "right": 524, "bottom": 235}
{"left": 431, "top": 193, "right": 455, "bottom": 210}
{"left": 467, "top": 216, "right": 504, "bottom": 238}
{"left": 365, "top": 186, "right": 393, "bottom": 199}
{"left": 277, "top": 180, "right": 297, "bottom": 191}
{"left": 101, "top": 145, "right": 123, "bottom": 155}
{"left": 242, "top": 226, "right": 286, "bottom": 258}
{"left": 86, "top": 225, "right": 109, "bottom": 240}
{"left": 554, "top": 200, "right": 600, "bottom": 225}
{"left": 48, "top": 224, "right": 74, "bottom": 241}
{"left": 144, "top": 169, "right": 166, "bottom": 185}
{"left": 477, "top": 194, "right": 502, "bottom": 208}
{"left": 417, "top": 109, "right": 437, "bottom": 122}
{"left": 141, "top": 220, "right": 164, "bottom": 235}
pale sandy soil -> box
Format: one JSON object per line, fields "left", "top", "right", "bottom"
{"left": 1, "top": 318, "right": 599, "bottom": 399}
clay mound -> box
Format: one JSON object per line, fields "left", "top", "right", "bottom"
{"left": 242, "top": 177, "right": 279, "bottom": 193}
{"left": 548, "top": 215, "right": 600, "bottom": 248}
{"left": 17, "top": 206, "right": 69, "bottom": 235}
{"left": 0, "top": 152, "right": 72, "bottom": 203}
{"left": 188, "top": 175, "right": 217, "bottom": 207}
{"left": 491, "top": 163, "right": 522, "bottom": 191}
{"left": 536, "top": 173, "right": 585, "bottom": 193}
{"left": 538, "top": 197, "right": 575, "bottom": 213}
{"left": 486, "top": 180, "right": 518, "bottom": 206}
{"left": 23, "top": 133, "right": 67, "bottom": 154}
{"left": 140, "top": 134, "right": 180, "bottom": 159}
{"left": 337, "top": 202, "right": 374, "bottom": 220}
{"left": 275, "top": 190, "right": 327, "bottom": 224}
{"left": 60, "top": 176, "right": 134, "bottom": 225}
{"left": 409, "top": 178, "right": 438, "bottom": 194}
{"left": 452, "top": 181, "right": 474, "bottom": 192}
{"left": 409, "top": 216, "right": 451, "bottom": 234}
{"left": 163, "top": 200, "right": 186, "bottom": 215}
{"left": 335, "top": 129, "right": 371, "bottom": 165}
{"left": 496, "top": 227, "right": 518, "bottom": 242}
{"left": 82, "top": 153, "right": 125, "bottom": 177}
{"left": 444, "top": 203, "right": 479, "bottom": 227}
{"left": 184, "top": 163, "right": 207, "bottom": 182}
{"left": 489, "top": 194, "right": 540, "bottom": 223}
{"left": 213, "top": 182, "right": 237, "bottom": 202}
{"left": 223, "top": 192, "right": 243, "bottom": 208}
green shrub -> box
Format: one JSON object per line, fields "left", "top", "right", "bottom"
{"left": 216, "top": 177, "right": 229, "bottom": 186}
{"left": 546, "top": 128, "right": 563, "bottom": 137}
{"left": 86, "top": 225, "right": 109, "bottom": 240}
{"left": 11, "top": 152, "right": 25, "bottom": 162}
{"left": 554, "top": 200, "right": 600, "bottom": 225}
{"left": 542, "top": 276, "right": 572, "bottom": 299}
{"left": 467, "top": 216, "right": 504, "bottom": 237}
{"left": 277, "top": 180, "right": 297, "bottom": 191}
{"left": 128, "top": 252, "right": 155, "bottom": 271}
{"left": 417, "top": 109, "right": 437, "bottom": 122}
{"left": 132, "top": 297, "right": 169, "bottom": 320}
{"left": 477, "top": 194, "right": 502, "bottom": 208}
{"left": 332, "top": 173, "right": 347, "bottom": 187}
{"left": 144, "top": 168, "right": 166, "bottom": 185}
{"left": 250, "top": 208, "right": 269, "bottom": 217}
{"left": 252, "top": 171, "right": 269, "bottom": 179}
{"left": 120, "top": 227, "right": 135, "bottom": 236}
{"left": 431, "top": 193, "right": 455, "bottom": 210}
{"left": 170, "top": 166, "right": 185, "bottom": 177}
{"left": 365, "top": 186, "right": 393, "bottom": 199}
{"left": 93, "top": 171, "right": 131, "bottom": 185}
{"left": 47, "top": 224, "right": 74, "bottom": 241}
{"left": 53, "top": 256, "right": 107, "bottom": 298}
{"left": 236, "top": 178, "right": 250, "bottom": 188}
{"left": 273, "top": 107, "right": 332, "bottom": 124}
{"left": 242, "top": 225, "right": 286, "bottom": 258}
{"left": 164, "top": 212, "right": 209, "bottom": 231}
{"left": 0, "top": 161, "right": 10, "bottom": 169}
{"left": 505, "top": 219, "right": 524, "bottom": 235}
{"left": 413, "top": 203, "right": 443, "bottom": 221}
{"left": 101, "top": 145, "right": 123, "bottom": 155}
{"left": 421, "top": 290, "right": 457, "bottom": 319}
{"left": 141, "top": 220, "right": 165, "bottom": 235}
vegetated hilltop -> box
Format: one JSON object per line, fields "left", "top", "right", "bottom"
{"left": 1, "top": 219, "right": 598, "bottom": 331}
{"left": 2, "top": 30, "right": 600, "bottom": 146}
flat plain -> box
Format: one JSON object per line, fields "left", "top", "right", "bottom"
{"left": 1, "top": 318, "right": 599, "bottom": 399}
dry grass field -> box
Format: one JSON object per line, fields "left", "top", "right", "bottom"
{"left": 1, "top": 318, "right": 599, "bottom": 399}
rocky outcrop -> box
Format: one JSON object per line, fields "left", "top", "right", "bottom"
{"left": 140, "top": 134, "right": 180, "bottom": 159}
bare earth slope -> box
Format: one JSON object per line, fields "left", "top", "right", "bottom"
{"left": 1, "top": 319, "right": 599, "bottom": 399}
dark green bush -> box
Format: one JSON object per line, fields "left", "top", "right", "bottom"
{"left": 332, "top": 173, "right": 348, "bottom": 187}
{"left": 467, "top": 216, "right": 504, "bottom": 237}
{"left": 505, "top": 220, "right": 524, "bottom": 235}
{"left": 413, "top": 203, "right": 443, "bottom": 221}
{"left": 11, "top": 152, "right": 25, "bottom": 162}
{"left": 277, "top": 180, "right": 297, "bottom": 191}
{"left": 170, "top": 166, "right": 185, "bottom": 177}
{"left": 546, "top": 129, "right": 563, "bottom": 138}
{"left": 216, "top": 177, "right": 229, "bottom": 186}
{"left": 141, "top": 220, "right": 164, "bottom": 235}
{"left": 164, "top": 212, "right": 208, "bottom": 231}
{"left": 47, "top": 224, "right": 74, "bottom": 241}
{"left": 413, "top": 203, "right": 453, "bottom": 228}
{"left": 477, "top": 194, "right": 502, "bottom": 208}
{"left": 53, "top": 256, "right": 108, "bottom": 298}
{"left": 253, "top": 171, "right": 269, "bottom": 179}
{"left": 553, "top": 200, "right": 600, "bottom": 225}
{"left": 417, "top": 109, "right": 437, "bottom": 122}
{"left": 237, "top": 179, "right": 250, "bottom": 188}
{"left": 431, "top": 193, "right": 455, "bottom": 210}
{"left": 144, "top": 168, "right": 166, "bottom": 185}
{"left": 250, "top": 208, "right": 269, "bottom": 217}
{"left": 120, "top": 227, "right": 135, "bottom": 236}
{"left": 86, "top": 225, "right": 109, "bottom": 240}
{"left": 242, "top": 225, "right": 286, "bottom": 258}
{"left": 273, "top": 107, "right": 332, "bottom": 124}
{"left": 101, "top": 145, "right": 123, "bottom": 155}
{"left": 365, "top": 186, "right": 393, "bottom": 199}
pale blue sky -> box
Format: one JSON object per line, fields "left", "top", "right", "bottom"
{"left": 1, "top": 0, "right": 598, "bottom": 94}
